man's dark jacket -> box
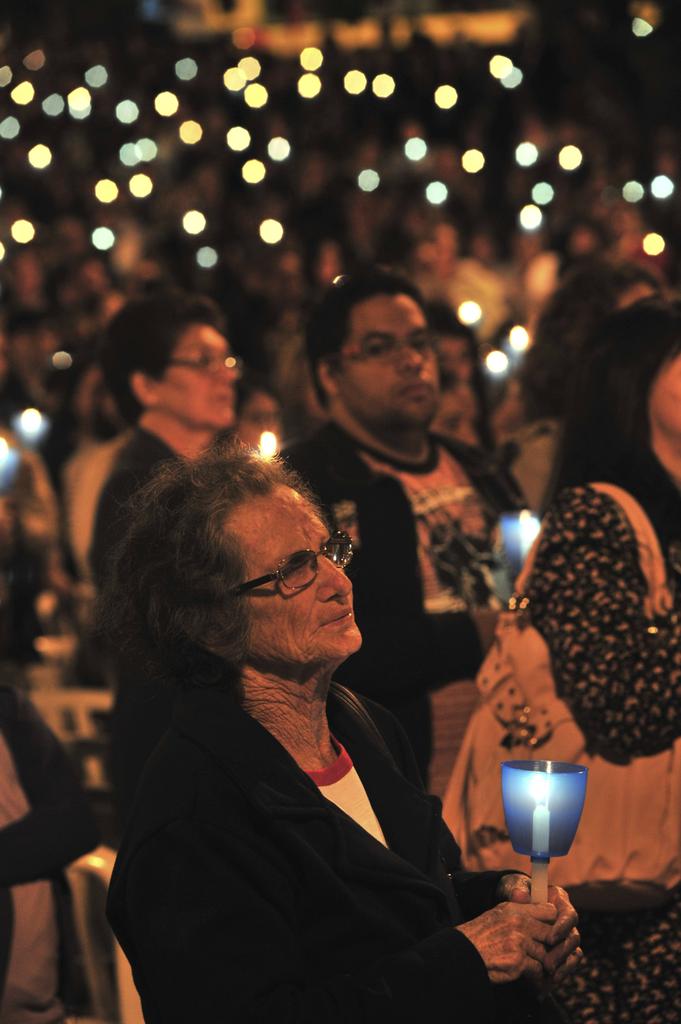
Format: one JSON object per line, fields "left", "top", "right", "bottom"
{"left": 106, "top": 684, "right": 553, "bottom": 1024}
{"left": 284, "top": 424, "right": 523, "bottom": 772}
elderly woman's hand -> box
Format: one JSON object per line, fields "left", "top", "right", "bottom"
{"left": 497, "top": 874, "right": 582, "bottom": 988}
{"left": 456, "top": 900, "right": 557, "bottom": 984}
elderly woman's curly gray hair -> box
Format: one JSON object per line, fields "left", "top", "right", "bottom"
{"left": 97, "top": 441, "right": 320, "bottom": 696}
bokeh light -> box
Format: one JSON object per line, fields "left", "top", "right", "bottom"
{"left": 404, "top": 137, "right": 427, "bottom": 161}
{"left": 501, "top": 67, "right": 523, "bottom": 89}
{"left": 259, "top": 218, "right": 284, "bottom": 244}
{"left": 515, "top": 141, "right": 538, "bottom": 166}
{"left": 179, "top": 119, "right": 203, "bottom": 144}
{"left": 239, "top": 56, "right": 261, "bottom": 81}
{"left": 509, "top": 325, "right": 530, "bottom": 351}
{"left": 242, "top": 159, "right": 266, "bottom": 184}
{"left": 244, "top": 83, "right": 268, "bottom": 108}
{"left": 23, "top": 50, "right": 45, "bottom": 71}
{"left": 11, "top": 219, "right": 36, "bottom": 243}
{"left": 182, "top": 210, "right": 206, "bottom": 234}
{"left": 632, "top": 17, "right": 653, "bottom": 36}
{"left": 155, "top": 91, "right": 179, "bottom": 116}
{"left": 94, "top": 178, "right": 119, "bottom": 203}
{"left": 486, "top": 350, "right": 509, "bottom": 374}
{"left": 67, "top": 86, "right": 91, "bottom": 113}
{"left": 226, "top": 126, "right": 251, "bottom": 151}
{"left": 519, "top": 204, "right": 543, "bottom": 230}
{"left": 196, "top": 246, "right": 218, "bottom": 268}
{"left": 129, "top": 173, "right": 153, "bottom": 197}
{"left": 622, "top": 180, "right": 645, "bottom": 203}
{"left": 458, "top": 300, "right": 482, "bottom": 325}
{"left": 116, "top": 99, "right": 139, "bottom": 124}
{"left": 344, "top": 70, "right": 367, "bottom": 94}
{"left": 52, "top": 351, "right": 73, "bottom": 370}
{"left": 434, "top": 84, "right": 458, "bottom": 109}
{"left": 223, "top": 67, "right": 246, "bottom": 91}
{"left": 11, "top": 81, "right": 35, "bottom": 105}
{"left": 489, "top": 55, "right": 513, "bottom": 79}
{"left": 558, "top": 145, "right": 583, "bottom": 171}
{"left": 0, "top": 117, "right": 21, "bottom": 139}
{"left": 300, "top": 47, "right": 323, "bottom": 71}
{"left": 91, "top": 227, "right": 116, "bottom": 250}
{"left": 425, "top": 181, "right": 448, "bottom": 205}
{"left": 267, "top": 136, "right": 291, "bottom": 161}
{"left": 137, "top": 138, "right": 158, "bottom": 161}
{"left": 651, "top": 174, "right": 674, "bottom": 199}
{"left": 28, "top": 144, "right": 52, "bottom": 169}
{"left": 0, "top": 243, "right": 5, "bottom": 261}
{"left": 643, "top": 232, "right": 665, "bottom": 255}
{"left": 42, "top": 93, "right": 65, "bottom": 116}
{"left": 358, "top": 169, "right": 380, "bottom": 192}
{"left": 372, "top": 74, "right": 395, "bottom": 98}
{"left": 233, "top": 26, "right": 256, "bottom": 49}
{"left": 462, "top": 149, "right": 485, "bottom": 173}
{"left": 532, "top": 182, "right": 554, "bottom": 205}
{"left": 120, "top": 142, "right": 142, "bottom": 167}
{"left": 0, "top": 67, "right": 12, "bottom": 87}
{"left": 298, "top": 73, "right": 321, "bottom": 99}
{"left": 85, "top": 65, "right": 108, "bottom": 87}
{"left": 175, "top": 57, "right": 198, "bottom": 81}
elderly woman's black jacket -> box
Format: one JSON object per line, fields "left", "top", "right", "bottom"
{"left": 107, "top": 685, "right": 555, "bottom": 1024}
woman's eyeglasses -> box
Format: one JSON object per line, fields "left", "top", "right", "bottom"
{"left": 167, "top": 353, "right": 243, "bottom": 378}
{"left": 231, "top": 531, "right": 353, "bottom": 596}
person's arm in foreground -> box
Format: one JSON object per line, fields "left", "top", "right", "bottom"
{"left": 0, "top": 689, "right": 99, "bottom": 886}
{"left": 116, "top": 818, "right": 575, "bottom": 1024}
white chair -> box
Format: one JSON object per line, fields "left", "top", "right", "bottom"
{"left": 29, "top": 687, "right": 113, "bottom": 790}
{"left": 66, "top": 845, "right": 144, "bottom": 1024}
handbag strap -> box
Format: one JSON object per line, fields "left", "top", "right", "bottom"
{"left": 514, "top": 484, "right": 673, "bottom": 618}
{"left": 330, "top": 683, "right": 395, "bottom": 764}
{"left": 589, "top": 483, "right": 672, "bottom": 617}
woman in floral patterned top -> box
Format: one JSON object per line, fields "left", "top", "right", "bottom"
{"left": 529, "top": 299, "right": 681, "bottom": 1023}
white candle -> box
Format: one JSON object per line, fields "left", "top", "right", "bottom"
{"left": 532, "top": 803, "right": 550, "bottom": 855}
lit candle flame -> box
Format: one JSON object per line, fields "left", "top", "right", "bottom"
{"left": 259, "top": 431, "right": 278, "bottom": 459}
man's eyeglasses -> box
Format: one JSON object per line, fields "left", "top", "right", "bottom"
{"left": 167, "top": 353, "right": 243, "bottom": 378}
{"left": 341, "top": 333, "right": 435, "bottom": 364}
{"left": 231, "top": 531, "right": 353, "bottom": 596}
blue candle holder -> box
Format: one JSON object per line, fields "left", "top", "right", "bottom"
{"left": 502, "top": 760, "right": 587, "bottom": 902}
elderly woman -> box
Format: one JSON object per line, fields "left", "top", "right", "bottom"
{"left": 103, "top": 444, "right": 579, "bottom": 1024}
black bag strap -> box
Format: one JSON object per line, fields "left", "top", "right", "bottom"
{"left": 330, "top": 683, "right": 395, "bottom": 764}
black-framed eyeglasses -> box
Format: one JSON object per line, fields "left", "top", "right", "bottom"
{"left": 231, "top": 531, "right": 353, "bottom": 596}
{"left": 167, "top": 353, "right": 243, "bottom": 378}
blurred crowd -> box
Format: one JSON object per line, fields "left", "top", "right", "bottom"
{"left": 0, "top": 5, "right": 679, "bottom": 665}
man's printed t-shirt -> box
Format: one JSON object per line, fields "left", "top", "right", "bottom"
{"left": 357, "top": 444, "right": 501, "bottom": 613}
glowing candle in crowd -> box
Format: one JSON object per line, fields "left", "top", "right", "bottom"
{"left": 0, "top": 436, "right": 20, "bottom": 494}
{"left": 11, "top": 408, "right": 50, "bottom": 448}
{"left": 259, "top": 431, "right": 278, "bottom": 459}
{"left": 500, "top": 509, "right": 541, "bottom": 579}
